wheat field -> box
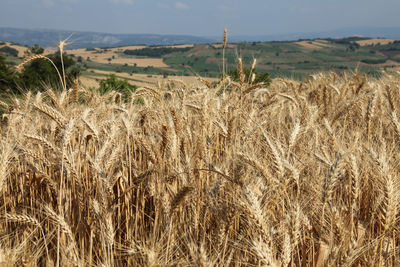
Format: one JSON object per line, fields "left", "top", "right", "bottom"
{"left": 0, "top": 68, "right": 400, "bottom": 266}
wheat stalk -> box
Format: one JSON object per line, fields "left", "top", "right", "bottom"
{"left": 73, "top": 79, "right": 79, "bottom": 103}
{"left": 2, "top": 70, "right": 400, "bottom": 265}
{"left": 16, "top": 54, "right": 65, "bottom": 90}
{"left": 15, "top": 54, "right": 48, "bottom": 72}
{"left": 237, "top": 58, "right": 244, "bottom": 85}
{"left": 222, "top": 28, "right": 228, "bottom": 82}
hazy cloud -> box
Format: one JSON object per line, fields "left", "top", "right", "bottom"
{"left": 156, "top": 2, "right": 169, "bottom": 9}
{"left": 42, "top": 0, "right": 55, "bottom": 7}
{"left": 175, "top": 2, "right": 189, "bottom": 10}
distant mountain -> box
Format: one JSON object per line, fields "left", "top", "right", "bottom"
{"left": 1, "top": 26, "right": 400, "bottom": 49}
{"left": 0, "top": 27, "right": 214, "bottom": 49}
{"left": 227, "top": 27, "right": 400, "bottom": 43}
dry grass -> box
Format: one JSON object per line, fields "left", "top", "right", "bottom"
{"left": 0, "top": 42, "right": 56, "bottom": 57}
{"left": 355, "top": 38, "right": 395, "bottom": 46}
{"left": 295, "top": 40, "right": 333, "bottom": 50}
{"left": 152, "top": 44, "right": 194, "bottom": 49}
{"left": 66, "top": 46, "right": 169, "bottom": 68}
{"left": 82, "top": 69, "right": 218, "bottom": 88}
{"left": 1, "top": 68, "right": 400, "bottom": 266}
{"left": 211, "top": 44, "right": 237, "bottom": 49}
{"left": 0, "top": 42, "right": 30, "bottom": 57}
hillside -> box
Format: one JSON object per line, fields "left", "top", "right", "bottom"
{"left": 2, "top": 26, "right": 400, "bottom": 48}
{"left": 228, "top": 26, "right": 400, "bottom": 42}
{"left": 71, "top": 37, "right": 400, "bottom": 82}
{"left": 0, "top": 27, "right": 213, "bottom": 49}
{"left": 2, "top": 37, "right": 400, "bottom": 87}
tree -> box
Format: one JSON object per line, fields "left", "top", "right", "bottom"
{"left": 30, "top": 44, "right": 45, "bottom": 55}
{"left": 227, "top": 67, "right": 271, "bottom": 87}
{"left": 19, "top": 52, "right": 80, "bottom": 90}
{"left": 99, "top": 74, "right": 137, "bottom": 102}
{"left": 0, "top": 55, "right": 18, "bottom": 94}
{"left": 0, "top": 44, "right": 81, "bottom": 95}
{"left": 0, "top": 46, "right": 19, "bottom": 57}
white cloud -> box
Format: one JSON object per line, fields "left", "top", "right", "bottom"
{"left": 175, "top": 2, "right": 189, "bottom": 10}
{"left": 109, "top": 0, "right": 133, "bottom": 4}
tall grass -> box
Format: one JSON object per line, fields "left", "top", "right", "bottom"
{"left": 1, "top": 67, "right": 400, "bottom": 266}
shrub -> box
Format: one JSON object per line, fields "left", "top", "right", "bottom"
{"left": 361, "top": 58, "right": 387, "bottom": 64}
{"left": 0, "top": 46, "right": 18, "bottom": 57}
{"left": 227, "top": 67, "right": 271, "bottom": 86}
{"left": 0, "top": 55, "right": 17, "bottom": 93}
{"left": 124, "top": 47, "right": 191, "bottom": 57}
{"left": 99, "top": 74, "right": 137, "bottom": 101}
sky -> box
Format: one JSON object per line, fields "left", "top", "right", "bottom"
{"left": 1, "top": 0, "right": 399, "bottom": 36}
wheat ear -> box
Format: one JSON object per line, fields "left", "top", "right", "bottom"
{"left": 73, "top": 79, "right": 79, "bottom": 103}
{"left": 16, "top": 54, "right": 65, "bottom": 90}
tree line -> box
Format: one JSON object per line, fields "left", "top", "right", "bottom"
{"left": 123, "top": 47, "right": 191, "bottom": 57}
{"left": 0, "top": 44, "right": 80, "bottom": 95}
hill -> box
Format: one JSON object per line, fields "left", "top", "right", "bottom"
{"left": 68, "top": 37, "right": 400, "bottom": 82}
{"left": 227, "top": 26, "right": 400, "bottom": 42}
{"left": 0, "top": 27, "right": 213, "bottom": 49}
{"left": 2, "top": 37, "right": 400, "bottom": 88}
{"left": 2, "top": 26, "right": 400, "bottom": 49}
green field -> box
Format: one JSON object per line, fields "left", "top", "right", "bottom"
{"left": 80, "top": 37, "right": 400, "bottom": 80}
{"left": 2, "top": 37, "right": 400, "bottom": 81}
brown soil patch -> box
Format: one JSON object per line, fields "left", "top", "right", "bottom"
{"left": 82, "top": 69, "right": 217, "bottom": 88}
{"left": 66, "top": 47, "right": 168, "bottom": 68}
{"left": 153, "top": 44, "right": 194, "bottom": 49}
{"left": 378, "top": 60, "right": 400, "bottom": 67}
{"left": 211, "top": 44, "right": 237, "bottom": 49}
{"left": 355, "top": 39, "right": 395, "bottom": 46}
{"left": 9, "top": 45, "right": 28, "bottom": 57}
{"left": 0, "top": 42, "right": 58, "bottom": 57}
{"left": 108, "top": 45, "right": 147, "bottom": 52}
{"left": 205, "top": 58, "right": 218, "bottom": 64}
{"left": 96, "top": 57, "right": 168, "bottom": 67}
{"left": 191, "top": 44, "right": 210, "bottom": 51}
{"left": 79, "top": 76, "right": 101, "bottom": 88}
{"left": 295, "top": 41, "right": 331, "bottom": 50}
{"left": 0, "top": 42, "right": 188, "bottom": 68}
{"left": 313, "top": 40, "right": 333, "bottom": 48}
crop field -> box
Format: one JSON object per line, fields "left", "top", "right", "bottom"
{"left": 1, "top": 36, "right": 400, "bottom": 266}
{"left": 67, "top": 47, "right": 169, "bottom": 68}
{"left": 1, "top": 37, "right": 400, "bottom": 86}
{"left": 72, "top": 37, "right": 400, "bottom": 81}
{"left": 294, "top": 40, "right": 334, "bottom": 50}
{"left": 1, "top": 51, "right": 400, "bottom": 266}
{"left": 355, "top": 38, "right": 395, "bottom": 46}
{"left": 81, "top": 69, "right": 218, "bottom": 88}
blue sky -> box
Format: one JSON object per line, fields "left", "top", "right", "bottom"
{"left": 1, "top": 0, "right": 399, "bottom": 36}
